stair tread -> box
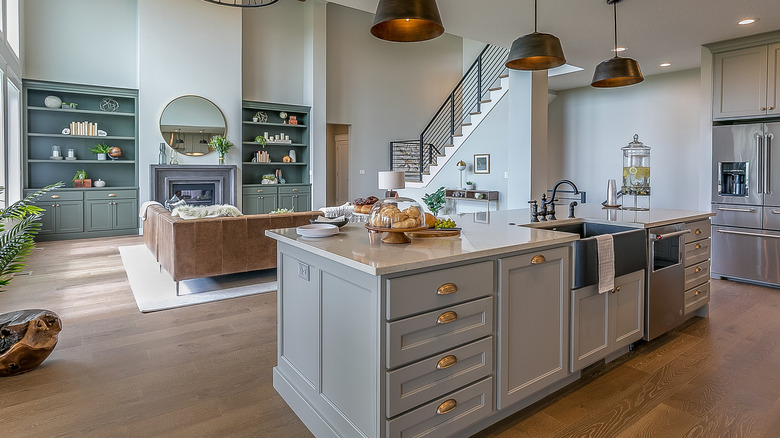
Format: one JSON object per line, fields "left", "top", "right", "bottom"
{"left": 489, "top": 87, "right": 502, "bottom": 91}
{"left": 452, "top": 133, "right": 464, "bottom": 137}
{"left": 469, "top": 111, "right": 482, "bottom": 115}
{"left": 462, "top": 122, "right": 473, "bottom": 126}
{"left": 499, "top": 73, "right": 509, "bottom": 79}
{"left": 479, "top": 99, "right": 492, "bottom": 104}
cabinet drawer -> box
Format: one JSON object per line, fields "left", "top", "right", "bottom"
{"left": 278, "top": 185, "right": 310, "bottom": 195}
{"left": 685, "top": 219, "right": 711, "bottom": 243}
{"left": 386, "top": 337, "right": 492, "bottom": 417}
{"left": 242, "top": 185, "right": 278, "bottom": 195}
{"left": 387, "top": 297, "right": 493, "bottom": 369}
{"left": 763, "top": 207, "right": 780, "bottom": 231}
{"left": 387, "top": 377, "right": 492, "bottom": 438}
{"left": 30, "top": 190, "right": 83, "bottom": 201}
{"left": 712, "top": 204, "right": 761, "bottom": 228}
{"left": 685, "top": 261, "right": 710, "bottom": 291}
{"left": 685, "top": 282, "right": 710, "bottom": 314}
{"left": 84, "top": 189, "right": 137, "bottom": 200}
{"left": 386, "top": 261, "right": 494, "bottom": 320}
{"left": 684, "top": 238, "right": 711, "bottom": 266}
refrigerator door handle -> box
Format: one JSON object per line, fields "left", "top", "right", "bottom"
{"left": 716, "top": 229, "right": 780, "bottom": 239}
{"left": 716, "top": 206, "right": 757, "bottom": 213}
{"left": 757, "top": 134, "right": 764, "bottom": 194}
{"left": 767, "top": 133, "right": 774, "bottom": 194}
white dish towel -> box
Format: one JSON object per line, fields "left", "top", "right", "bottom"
{"left": 595, "top": 234, "right": 615, "bottom": 294}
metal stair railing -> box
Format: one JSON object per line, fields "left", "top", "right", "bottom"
{"left": 390, "top": 44, "right": 509, "bottom": 181}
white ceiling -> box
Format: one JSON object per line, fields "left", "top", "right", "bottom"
{"left": 328, "top": 0, "right": 780, "bottom": 91}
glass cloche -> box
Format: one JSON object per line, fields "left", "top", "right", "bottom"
{"left": 367, "top": 197, "right": 426, "bottom": 230}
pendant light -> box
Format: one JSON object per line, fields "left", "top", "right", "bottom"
{"left": 371, "top": 0, "right": 444, "bottom": 42}
{"left": 505, "top": 0, "right": 566, "bottom": 70}
{"left": 591, "top": 0, "right": 643, "bottom": 88}
{"left": 203, "top": 0, "right": 279, "bottom": 7}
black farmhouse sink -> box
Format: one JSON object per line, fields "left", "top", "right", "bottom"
{"left": 527, "top": 221, "right": 646, "bottom": 289}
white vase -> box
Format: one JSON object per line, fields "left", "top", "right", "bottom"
{"left": 288, "top": 150, "right": 296, "bottom": 163}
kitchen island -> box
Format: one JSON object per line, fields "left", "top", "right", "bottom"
{"left": 266, "top": 204, "right": 714, "bottom": 438}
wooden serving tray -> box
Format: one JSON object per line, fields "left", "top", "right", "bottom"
{"left": 407, "top": 228, "right": 461, "bottom": 238}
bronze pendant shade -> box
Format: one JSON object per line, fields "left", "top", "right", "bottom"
{"left": 505, "top": 0, "right": 566, "bottom": 70}
{"left": 203, "top": 0, "right": 279, "bottom": 7}
{"left": 591, "top": 0, "right": 643, "bottom": 87}
{"left": 371, "top": 0, "right": 444, "bottom": 42}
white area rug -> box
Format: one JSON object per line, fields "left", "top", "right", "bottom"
{"left": 119, "top": 244, "right": 277, "bottom": 313}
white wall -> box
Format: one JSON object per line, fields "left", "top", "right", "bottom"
{"left": 325, "top": 3, "right": 464, "bottom": 201}
{"left": 23, "top": 0, "right": 137, "bottom": 88}
{"left": 548, "top": 68, "right": 703, "bottom": 210}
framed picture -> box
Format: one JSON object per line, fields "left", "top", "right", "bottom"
{"left": 474, "top": 154, "right": 490, "bottom": 174}
{"left": 474, "top": 211, "right": 490, "bottom": 223}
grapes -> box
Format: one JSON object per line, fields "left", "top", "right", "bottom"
{"left": 434, "top": 219, "right": 456, "bottom": 229}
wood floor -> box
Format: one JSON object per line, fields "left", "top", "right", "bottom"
{"left": 1, "top": 236, "right": 779, "bottom": 437}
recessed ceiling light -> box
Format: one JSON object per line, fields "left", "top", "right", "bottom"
{"left": 738, "top": 18, "right": 758, "bottom": 25}
{"left": 660, "top": 62, "right": 671, "bottom": 67}
{"left": 611, "top": 47, "right": 627, "bottom": 53}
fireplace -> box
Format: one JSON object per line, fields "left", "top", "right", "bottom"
{"left": 150, "top": 165, "right": 237, "bottom": 206}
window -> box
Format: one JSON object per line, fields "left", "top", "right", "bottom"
{"left": 6, "top": 0, "right": 18, "bottom": 57}
{"left": 6, "top": 79, "right": 20, "bottom": 203}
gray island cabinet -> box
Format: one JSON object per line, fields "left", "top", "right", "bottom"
{"left": 267, "top": 205, "right": 714, "bottom": 438}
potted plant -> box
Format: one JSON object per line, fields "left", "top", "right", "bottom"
{"left": 466, "top": 181, "right": 475, "bottom": 190}
{"left": 208, "top": 136, "right": 234, "bottom": 164}
{"left": 71, "top": 169, "right": 90, "bottom": 188}
{"left": 254, "top": 135, "right": 267, "bottom": 148}
{"left": 0, "top": 182, "right": 64, "bottom": 377}
{"left": 422, "top": 186, "right": 446, "bottom": 217}
{"left": 90, "top": 142, "right": 111, "bottom": 160}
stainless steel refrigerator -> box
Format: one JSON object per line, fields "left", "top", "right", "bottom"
{"left": 711, "top": 121, "right": 780, "bottom": 285}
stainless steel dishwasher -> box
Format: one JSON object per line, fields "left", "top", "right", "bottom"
{"left": 645, "top": 223, "right": 690, "bottom": 340}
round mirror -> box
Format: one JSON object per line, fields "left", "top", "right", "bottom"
{"left": 159, "top": 95, "right": 226, "bottom": 156}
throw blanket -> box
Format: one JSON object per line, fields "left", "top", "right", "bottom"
{"left": 139, "top": 201, "right": 164, "bottom": 220}
{"left": 172, "top": 204, "right": 243, "bottom": 219}
{"left": 319, "top": 202, "right": 354, "bottom": 218}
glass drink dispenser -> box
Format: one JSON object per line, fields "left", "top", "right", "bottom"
{"left": 622, "top": 134, "right": 651, "bottom": 211}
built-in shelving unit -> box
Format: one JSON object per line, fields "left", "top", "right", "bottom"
{"left": 23, "top": 80, "right": 139, "bottom": 240}
{"left": 241, "top": 101, "right": 311, "bottom": 213}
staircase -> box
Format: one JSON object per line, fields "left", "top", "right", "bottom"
{"left": 391, "top": 44, "right": 510, "bottom": 187}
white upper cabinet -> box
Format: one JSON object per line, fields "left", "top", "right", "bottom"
{"left": 713, "top": 43, "right": 780, "bottom": 120}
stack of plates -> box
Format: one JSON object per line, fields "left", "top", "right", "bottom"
{"left": 296, "top": 223, "right": 339, "bottom": 238}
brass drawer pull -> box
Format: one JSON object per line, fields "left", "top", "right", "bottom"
{"left": 695, "top": 290, "right": 701, "bottom": 296}
{"left": 694, "top": 229, "right": 702, "bottom": 235}
{"left": 695, "top": 243, "right": 702, "bottom": 249}
{"left": 436, "top": 399, "right": 457, "bottom": 415}
{"left": 292, "top": 188, "right": 298, "bottom": 192}
{"left": 531, "top": 254, "right": 546, "bottom": 264}
{"left": 51, "top": 195, "right": 60, "bottom": 199}
{"left": 695, "top": 267, "right": 702, "bottom": 273}
{"left": 436, "top": 355, "right": 458, "bottom": 370}
{"left": 436, "top": 311, "right": 458, "bottom": 324}
{"left": 437, "top": 283, "right": 457, "bottom": 295}
{"left": 257, "top": 189, "right": 264, "bottom": 193}
{"left": 108, "top": 193, "right": 117, "bottom": 197}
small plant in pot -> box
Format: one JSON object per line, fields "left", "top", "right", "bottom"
{"left": 254, "top": 135, "right": 267, "bottom": 148}
{"left": 208, "top": 136, "right": 234, "bottom": 164}
{"left": 71, "top": 169, "right": 90, "bottom": 188}
{"left": 422, "top": 186, "right": 446, "bottom": 217}
{"left": 90, "top": 142, "right": 111, "bottom": 160}
{"left": 466, "top": 181, "right": 475, "bottom": 190}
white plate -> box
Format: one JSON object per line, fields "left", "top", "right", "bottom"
{"left": 296, "top": 223, "right": 339, "bottom": 238}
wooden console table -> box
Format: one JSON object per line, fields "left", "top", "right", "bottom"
{"left": 445, "top": 189, "right": 499, "bottom": 212}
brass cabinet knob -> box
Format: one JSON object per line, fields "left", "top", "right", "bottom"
{"left": 761, "top": 107, "right": 767, "bottom": 111}
{"left": 531, "top": 254, "right": 546, "bottom": 264}
{"left": 436, "top": 355, "right": 458, "bottom": 370}
{"left": 612, "top": 286, "right": 621, "bottom": 294}
{"left": 436, "top": 311, "right": 458, "bottom": 324}
{"left": 770, "top": 106, "right": 776, "bottom": 110}
{"left": 695, "top": 229, "right": 702, "bottom": 235}
{"left": 695, "top": 243, "right": 702, "bottom": 249}
{"left": 436, "top": 399, "right": 458, "bottom": 415}
{"left": 695, "top": 290, "right": 701, "bottom": 296}
{"left": 695, "top": 267, "right": 702, "bottom": 273}
{"left": 436, "top": 283, "right": 457, "bottom": 295}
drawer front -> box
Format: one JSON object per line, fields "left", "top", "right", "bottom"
{"left": 711, "top": 204, "right": 761, "bottom": 228}
{"left": 685, "top": 261, "right": 710, "bottom": 291}
{"left": 241, "top": 185, "right": 278, "bottom": 195}
{"left": 763, "top": 207, "right": 780, "bottom": 231}
{"left": 685, "top": 282, "right": 710, "bottom": 314}
{"left": 278, "top": 185, "right": 310, "bottom": 195}
{"left": 28, "top": 190, "right": 83, "bottom": 202}
{"left": 684, "top": 238, "right": 711, "bottom": 266}
{"left": 84, "top": 189, "right": 137, "bottom": 200}
{"left": 387, "top": 297, "right": 493, "bottom": 369}
{"left": 685, "top": 219, "right": 712, "bottom": 243}
{"left": 386, "top": 337, "right": 492, "bottom": 417}
{"left": 386, "top": 261, "right": 494, "bottom": 320}
{"left": 387, "top": 377, "right": 493, "bottom": 438}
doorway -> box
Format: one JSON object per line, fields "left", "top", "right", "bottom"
{"left": 326, "top": 124, "right": 350, "bottom": 206}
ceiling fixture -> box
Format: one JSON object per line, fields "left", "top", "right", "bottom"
{"left": 505, "top": 0, "right": 566, "bottom": 70}
{"left": 738, "top": 18, "right": 758, "bottom": 25}
{"left": 203, "top": 0, "right": 279, "bottom": 7}
{"left": 659, "top": 62, "right": 671, "bottom": 67}
{"left": 611, "top": 47, "right": 627, "bottom": 52}
{"left": 370, "top": 0, "right": 444, "bottom": 42}
{"left": 591, "top": 0, "right": 643, "bottom": 88}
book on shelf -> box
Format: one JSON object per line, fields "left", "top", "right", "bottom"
{"left": 69, "top": 121, "right": 98, "bottom": 136}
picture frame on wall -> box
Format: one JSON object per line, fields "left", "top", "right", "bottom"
{"left": 474, "top": 154, "right": 490, "bottom": 174}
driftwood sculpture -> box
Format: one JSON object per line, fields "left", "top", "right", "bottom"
{"left": 0, "top": 309, "right": 61, "bottom": 377}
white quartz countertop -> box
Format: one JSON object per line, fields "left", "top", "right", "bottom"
{"left": 266, "top": 204, "right": 714, "bottom": 276}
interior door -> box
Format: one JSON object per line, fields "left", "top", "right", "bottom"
{"left": 335, "top": 134, "right": 349, "bottom": 205}
{"left": 763, "top": 122, "right": 780, "bottom": 206}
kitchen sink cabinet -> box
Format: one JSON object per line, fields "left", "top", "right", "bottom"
{"left": 497, "top": 246, "right": 570, "bottom": 409}
{"left": 712, "top": 43, "right": 780, "bottom": 120}
{"left": 570, "top": 270, "right": 645, "bottom": 372}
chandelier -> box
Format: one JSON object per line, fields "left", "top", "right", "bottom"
{"left": 203, "top": 0, "right": 279, "bottom": 7}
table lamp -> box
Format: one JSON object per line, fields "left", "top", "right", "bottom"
{"left": 456, "top": 160, "right": 467, "bottom": 189}
{"left": 378, "top": 170, "right": 406, "bottom": 198}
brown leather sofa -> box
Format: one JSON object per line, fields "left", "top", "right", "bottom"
{"left": 143, "top": 204, "right": 322, "bottom": 283}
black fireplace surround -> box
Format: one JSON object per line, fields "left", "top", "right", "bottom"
{"left": 150, "top": 165, "right": 237, "bottom": 206}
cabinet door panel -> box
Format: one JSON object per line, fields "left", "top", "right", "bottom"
{"left": 242, "top": 194, "right": 277, "bottom": 214}
{"left": 294, "top": 193, "right": 310, "bottom": 212}
{"left": 85, "top": 201, "right": 113, "bottom": 231}
{"left": 56, "top": 201, "right": 84, "bottom": 233}
{"left": 113, "top": 199, "right": 138, "bottom": 229}
{"left": 713, "top": 46, "right": 768, "bottom": 119}
{"left": 36, "top": 203, "right": 55, "bottom": 235}
{"left": 278, "top": 193, "right": 295, "bottom": 211}
{"left": 570, "top": 285, "right": 608, "bottom": 372}
{"left": 497, "top": 246, "right": 569, "bottom": 409}
{"left": 611, "top": 271, "right": 644, "bottom": 350}
{"left": 768, "top": 43, "right": 780, "bottom": 117}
